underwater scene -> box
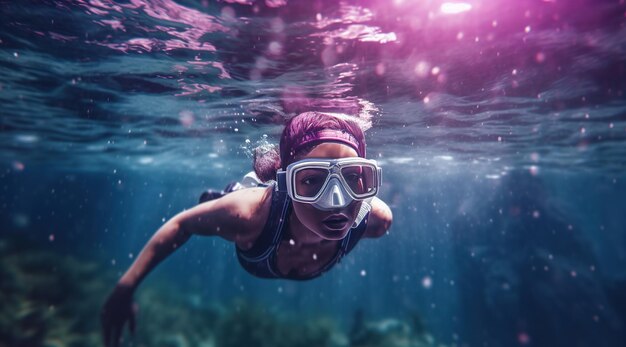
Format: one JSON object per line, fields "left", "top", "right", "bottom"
{"left": 1, "top": 0, "right": 625, "bottom": 346}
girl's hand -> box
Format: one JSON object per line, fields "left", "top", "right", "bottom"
{"left": 101, "top": 284, "right": 137, "bottom": 347}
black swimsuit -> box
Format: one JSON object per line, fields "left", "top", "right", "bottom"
{"left": 235, "top": 186, "right": 369, "bottom": 280}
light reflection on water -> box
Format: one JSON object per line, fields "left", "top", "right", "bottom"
{"left": 0, "top": 0, "right": 624, "bottom": 175}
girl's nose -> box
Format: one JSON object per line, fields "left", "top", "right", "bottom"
{"left": 330, "top": 183, "right": 345, "bottom": 207}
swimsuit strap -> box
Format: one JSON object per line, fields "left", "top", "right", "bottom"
{"left": 235, "top": 186, "right": 292, "bottom": 279}
{"left": 343, "top": 212, "right": 369, "bottom": 255}
{"left": 236, "top": 186, "right": 290, "bottom": 261}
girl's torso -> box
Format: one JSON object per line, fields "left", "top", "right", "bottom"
{"left": 235, "top": 185, "right": 368, "bottom": 280}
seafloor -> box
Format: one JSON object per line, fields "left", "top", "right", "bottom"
{"left": 0, "top": 236, "right": 440, "bottom": 347}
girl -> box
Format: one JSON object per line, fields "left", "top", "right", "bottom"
{"left": 101, "top": 111, "right": 393, "bottom": 347}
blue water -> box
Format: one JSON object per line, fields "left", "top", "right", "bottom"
{"left": 1, "top": 0, "right": 626, "bottom": 346}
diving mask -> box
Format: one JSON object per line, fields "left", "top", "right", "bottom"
{"left": 277, "top": 158, "right": 382, "bottom": 210}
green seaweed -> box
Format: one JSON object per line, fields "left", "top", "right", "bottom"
{"left": 131, "top": 285, "right": 221, "bottom": 347}
{"left": 0, "top": 237, "right": 106, "bottom": 347}
{"left": 215, "top": 299, "right": 337, "bottom": 347}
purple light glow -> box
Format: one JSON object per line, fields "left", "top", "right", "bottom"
{"left": 440, "top": 2, "right": 473, "bottom": 15}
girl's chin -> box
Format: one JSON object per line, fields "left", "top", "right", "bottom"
{"left": 313, "top": 225, "right": 351, "bottom": 240}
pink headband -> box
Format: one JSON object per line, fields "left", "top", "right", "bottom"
{"left": 292, "top": 129, "right": 365, "bottom": 158}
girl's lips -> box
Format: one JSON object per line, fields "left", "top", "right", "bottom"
{"left": 322, "top": 214, "right": 350, "bottom": 230}
{"left": 323, "top": 214, "right": 349, "bottom": 222}
{"left": 322, "top": 220, "right": 349, "bottom": 230}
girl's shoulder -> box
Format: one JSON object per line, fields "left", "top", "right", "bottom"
{"left": 363, "top": 197, "right": 393, "bottom": 238}
{"left": 222, "top": 186, "right": 274, "bottom": 223}
{"left": 225, "top": 186, "right": 275, "bottom": 248}
{"left": 177, "top": 186, "right": 274, "bottom": 247}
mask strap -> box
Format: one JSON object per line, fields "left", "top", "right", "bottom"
{"left": 352, "top": 199, "right": 372, "bottom": 228}
{"left": 276, "top": 171, "right": 287, "bottom": 192}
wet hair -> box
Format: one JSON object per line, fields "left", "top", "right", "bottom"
{"left": 253, "top": 112, "right": 366, "bottom": 182}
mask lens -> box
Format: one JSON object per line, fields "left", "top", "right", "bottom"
{"left": 294, "top": 168, "right": 329, "bottom": 198}
{"left": 341, "top": 165, "right": 376, "bottom": 196}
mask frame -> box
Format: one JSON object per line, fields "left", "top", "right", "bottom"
{"left": 277, "top": 158, "right": 382, "bottom": 209}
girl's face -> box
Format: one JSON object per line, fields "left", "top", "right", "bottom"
{"left": 291, "top": 142, "right": 363, "bottom": 240}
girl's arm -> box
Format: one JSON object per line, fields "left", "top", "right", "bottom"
{"left": 101, "top": 186, "right": 272, "bottom": 347}
{"left": 116, "top": 217, "right": 191, "bottom": 289}
{"left": 117, "top": 186, "right": 271, "bottom": 290}
{"left": 101, "top": 217, "right": 195, "bottom": 347}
